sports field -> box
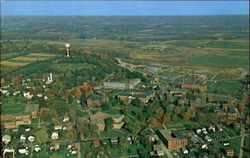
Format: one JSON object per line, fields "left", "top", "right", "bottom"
{"left": 1, "top": 53, "right": 58, "bottom": 67}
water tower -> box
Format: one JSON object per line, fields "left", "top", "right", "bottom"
{"left": 65, "top": 43, "right": 70, "bottom": 58}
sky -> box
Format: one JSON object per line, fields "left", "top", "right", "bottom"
{"left": 1, "top": 1, "right": 249, "bottom": 16}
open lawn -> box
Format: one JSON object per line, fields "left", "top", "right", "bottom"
{"left": 2, "top": 102, "right": 26, "bottom": 115}
{"left": 1, "top": 53, "right": 58, "bottom": 67}
{"left": 207, "top": 80, "right": 244, "bottom": 95}
{"left": 188, "top": 55, "right": 249, "bottom": 67}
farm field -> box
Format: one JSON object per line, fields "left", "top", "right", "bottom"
{"left": 0, "top": 53, "right": 58, "bottom": 67}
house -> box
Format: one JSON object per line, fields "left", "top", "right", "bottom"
{"left": 207, "top": 125, "right": 216, "bottom": 132}
{"left": 117, "top": 89, "right": 155, "bottom": 104}
{"left": 111, "top": 137, "right": 119, "bottom": 144}
{"left": 50, "top": 143, "right": 60, "bottom": 151}
{"left": 34, "top": 145, "right": 41, "bottom": 152}
{"left": 196, "top": 129, "right": 202, "bottom": 134}
{"left": 153, "top": 144, "right": 164, "bottom": 156}
{"left": 182, "top": 147, "right": 189, "bottom": 154}
{"left": 3, "top": 148, "right": 15, "bottom": 157}
{"left": 23, "top": 92, "right": 34, "bottom": 99}
{"left": 25, "top": 128, "right": 31, "bottom": 132}
{"left": 28, "top": 135, "right": 35, "bottom": 142}
{"left": 93, "top": 139, "right": 102, "bottom": 147}
{"left": 63, "top": 116, "right": 70, "bottom": 122}
{"left": 2, "top": 135, "right": 11, "bottom": 144}
{"left": 18, "top": 148, "right": 29, "bottom": 155}
{"left": 20, "top": 134, "right": 26, "bottom": 142}
{"left": 51, "top": 132, "right": 59, "bottom": 140}
{"left": 201, "top": 143, "right": 208, "bottom": 149}
{"left": 54, "top": 125, "right": 63, "bottom": 130}
{"left": 204, "top": 135, "right": 212, "bottom": 142}
{"left": 226, "top": 149, "right": 234, "bottom": 157}
{"left": 157, "top": 129, "right": 188, "bottom": 149}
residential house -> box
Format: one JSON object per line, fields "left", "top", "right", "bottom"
{"left": 93, "top": 139, "right": 102, "bottom": 147}
{"left": 226, "top": 149, "right": 234, "bottom": 157}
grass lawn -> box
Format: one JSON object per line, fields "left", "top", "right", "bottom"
{"left": 2, "top": 102, "right": 27, "bottom": 115}
{"left": 214, "top": 73, "right": 239, "bottom": 80}
{"left": 207, "top": 80, "right": 244, "bottom": 95}
{"left": 188, "top": 55, "right": 249, "bottom": 67}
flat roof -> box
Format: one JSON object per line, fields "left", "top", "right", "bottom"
{"left": 117, "top": 89, "right": 154, "bottom": 98}
{"left": 158, "top": 129, "right": 185, "bottom": 141}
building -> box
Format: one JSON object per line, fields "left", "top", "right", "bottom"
{"left": 215, "top": 105, "right": 240, "bottom": 121}
{"left": 89, "top": 112, "right": 125, "bottom": 132}
{"left": 1, "top": 103, "right": 39, "bottom": 128}
{"left": 226, "top": 149, "right": 234, "bottom": 157}
{"left": 167, "top": 88, "right": 188, "bottom": 98}
{"left": 117, "top": 89, "right": 155, "bottom": 104}
{"left": 86, "top": 94, "right": 109, "bottom": 107}
{"left": 181, "top": 84, "right": 207, "bottom": 91}
{"left": 157, "top": 129, "right": 188, "bottom": 149}
{"left": 2, "top": 135, "right": 11, "bottom": 144}
{"left": 206, "top": 93, "right": 237, "bottom": 105}
{"left": 103, "top": 79, "right": 141, "bottom": 89}
{"left": 93, "top": 139, "right": 102, "bottom": 147}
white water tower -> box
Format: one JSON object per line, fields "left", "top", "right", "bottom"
{"left": 65, "top": 43, "right": 70, "bottom": 58}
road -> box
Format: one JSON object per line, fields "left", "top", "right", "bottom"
{"left": 239, "top": 124, "right": 245, "bottom": 158}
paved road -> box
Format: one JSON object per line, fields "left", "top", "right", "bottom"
{"left": 239, "top": 124, "right": 245, "bottom": 158}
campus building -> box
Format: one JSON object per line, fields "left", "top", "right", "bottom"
{"left": 117, "top": 89, "right": 155, "bottom": 104}
{"left": 157, "top": 129, "right": 188, "bottom": 149}
{"left": 103, "top": 79, "right": 141, "bottom": 89}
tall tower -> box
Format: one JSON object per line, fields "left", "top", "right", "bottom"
{"left": 65, "top": 43, "right": 71, "bottom": 58}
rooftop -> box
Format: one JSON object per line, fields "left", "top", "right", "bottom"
{"left": 117, "top": 89, "right": 154, "bottom": 98}
{"left": 158, "top": 129, "right": 185, "bottom": 141}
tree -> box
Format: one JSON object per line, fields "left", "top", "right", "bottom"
{"left": 35, "top": 129, "right": 48, "bottom": 144}
{"left": 105, "top": 117, "right": 113, "bottom": 131}
{"left": 182, "top": 111, "right": 191, "bottom": 121}
{"left": 131, "top": 98, "right": 140, "bottom": 106}
{"left": 75, "top": 88, "right": 82, "bottom": 99}
{"left": 102, "top": 103, "right": 110, "bottom": 111}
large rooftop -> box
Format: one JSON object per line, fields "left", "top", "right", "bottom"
{"left": 158, "top": 129, "right": 185, "bottom": 141}
{"left": 117, "top": 89, "right": 154, "bottom": 98}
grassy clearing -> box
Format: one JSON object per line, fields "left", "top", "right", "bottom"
{"left": 14, "top": 56, "right": 48, "bottom": 61}
{"left": 214, "top": 73, "right": 239, "bottom": 80}
{"left": 54, "top": 63, "right": 95, "bottom": 72}
{"left": 2, "top": 102, "right": 26, "bottom": 115}
{"left": 29, "top": 53, "right": 58, "bottom": 57}
{"left": 188, "top": 55, "right": 249, "bottom": 67}
{"left": 1, "top": 60, "right": 29, "bottom": 66}
{"left": 207, "top": 80, "right": 244, "bottom": 95}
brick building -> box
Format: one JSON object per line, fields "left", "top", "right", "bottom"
{"left": 117, "top": 89, "right": 155, "bottom": 104}
{"left": 157, "top": 129, "right": 188, "bottom": 149}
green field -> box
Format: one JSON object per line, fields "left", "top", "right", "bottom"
{"left": 207, "top": 80, "right": 244, "bottom": 95}
{"left": 2, "top": 102, "right": 27, "bottom": 115}
{"left": 188, "top": 55, "right": 249, "bottom": 67}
